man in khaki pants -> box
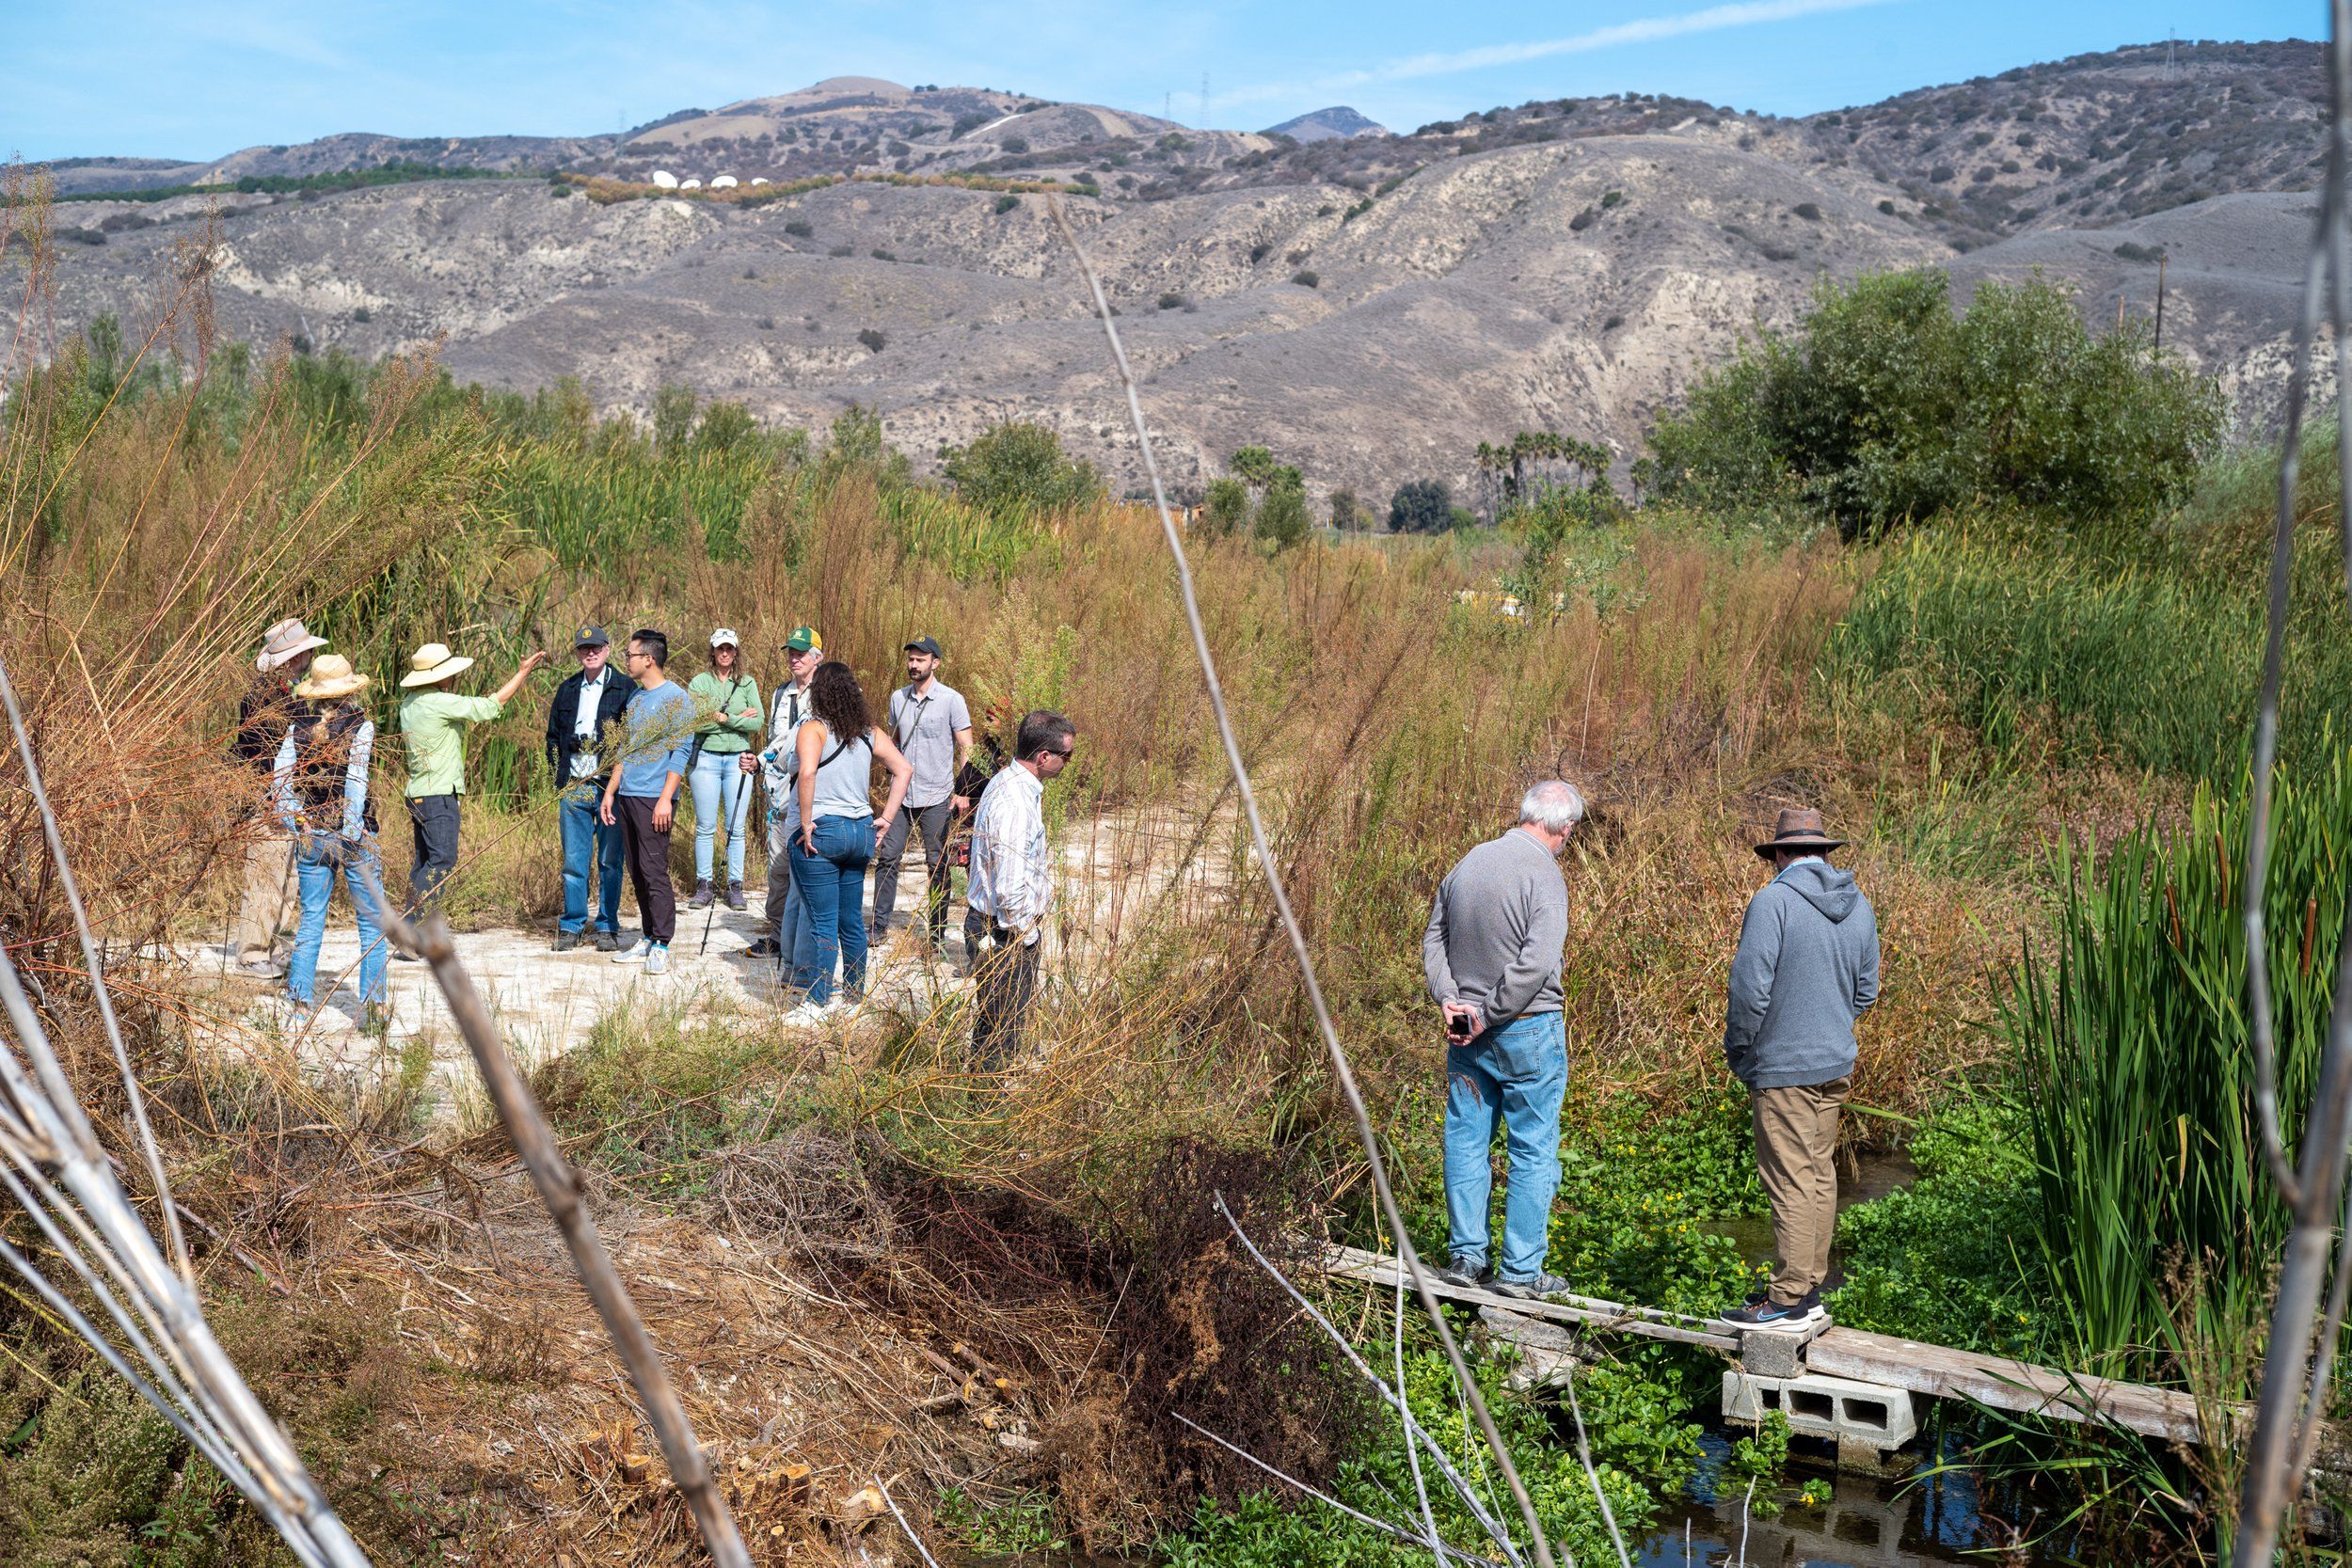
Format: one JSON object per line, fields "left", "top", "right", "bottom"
{"left": 1718, "top": 809, "right": 1880, "bottom": 1332}
{"left": 228, "top": 618, "right": 327, "bottom": 976}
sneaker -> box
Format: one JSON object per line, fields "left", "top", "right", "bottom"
{"left": 645, "top": 944, "right": 670, "bottom": 975}
{"left": 688, "top": 881, "right": 715, "bottom": 910}
{"left": 1491, "top": 1272, "right": 1569, "bottom": 1302}
{"left": 594, "top": 929, "right": 621, "bottom": 953}
{"left": 391, "top": 949, "right": 421, "bottom": 963}
{"left": 745, "top": 935, "right": 782, "bottom": 958}
{"left": 234, "top": 958, "right": 286, "bottom": 980}
{"left": 1720, "top": 1292, "right": 1827, "bottom": 1331}
{"left": 553, "top": 931, "right": 580, "bottom": 953}
{"left": 784, "top": 1000, "right": 834, "bottom": 1027}
{"left": 725, "top": 881, "right": 747, "bottom": 911}
{"left": 612, "top": 939, "right": 650, "bottom": 965}
{"left": 1436, "top": 1257, "right": 1493, "bottom": 1291}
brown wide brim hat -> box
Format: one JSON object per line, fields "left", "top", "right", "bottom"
{"left": 1755, "top": 807, "right": 1846, "bottom": 859}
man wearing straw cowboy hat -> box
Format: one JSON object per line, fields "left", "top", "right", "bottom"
{"left": 1718, "top": 808, "right": 1881, "bottom": 1333}
{"left": 228, "top": 617, "right": 329, "bottom": 978}
{"left": 397, "top": 641, "right": 550, "bottom": 922}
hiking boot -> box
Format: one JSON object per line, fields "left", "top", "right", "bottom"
{"left": 1720, "top": 1292, "right": 1827, "bottom": 1331}
{"left": 553, "top": 930, "right": 580, "bottom": 953}
{"left": 233, "top": 956, "right": 286, "bottom": 980}
{"left": 1491, "top": 1272, "right": 1569, "bottom": 1302}
{"left": 612, "top": 939, "right": 650, "bottom": 965}
{"left": 725, "top": 881, "right": 747, "bottom": 911}
{"left": 594, "top": 928, "right": 621, "bottom": 953}
{"left": 745, "top": 935, "right": 782, "bottom": 958}
{"left": 1436, "top": 1257, "right": 1493, "bottom": 1291}
{"left": 688, "top": 880, "right": 715, "bottom": 910}
{"left": 644, "top": 944, "right": 671, "bottom": 975}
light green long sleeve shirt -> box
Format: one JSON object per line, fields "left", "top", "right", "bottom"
{"left": 400, "top": 690, "right": 504, "bottom": 797}
{"left": 687, "top": 671, "right": 764, "bottom": 755}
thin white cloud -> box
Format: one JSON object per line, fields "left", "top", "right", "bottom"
{"left": 1223, "top": 0, "right": 1899, "bottom": 107}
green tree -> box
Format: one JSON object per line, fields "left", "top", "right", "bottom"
{"left": 1389, "top": 478, "right": 1453, "bottom": 533}
{"left": 1253, "top": 471, "right": 1310, "bottom": 548}
{"left": 651, "top": 383, "right": 699, "bottom": 457}
{"left": 1327, "top": 485, "right": 1363, "bottom": 530}
{"left": 1200, "top": 476, "right": 1251, "bottom": 536}
{"left": 1643, "top": 268, "right": 2224, "bottom": 535}
{"left": 692, "top": 400, "right": 758, "bottom": 454}
{"left": 943, "top": 421, "right": 1104, "bottom": 515}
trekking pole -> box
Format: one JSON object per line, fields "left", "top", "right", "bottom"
{"left": 700, "top": 764, "right": 755, "bottom": 958}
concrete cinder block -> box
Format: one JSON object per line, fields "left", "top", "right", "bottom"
{"left": 1740, "top": 1327, "right": 1807, "bottom": 1379}
{"left": 1723, "top": 1369, "right": 1918, "bottom": 1457}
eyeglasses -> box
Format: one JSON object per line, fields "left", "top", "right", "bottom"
{"left": 1045, "top": 746, "right": 1075, "bottom": 759}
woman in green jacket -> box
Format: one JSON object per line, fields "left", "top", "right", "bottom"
{"left": 687, "top": 628, "right": 764, "bottom": 909}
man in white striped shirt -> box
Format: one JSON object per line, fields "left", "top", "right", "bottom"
{"left": 965, "top": 709, "right": 1074, "bottom": 1067}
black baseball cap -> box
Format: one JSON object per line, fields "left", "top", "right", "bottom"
{"left": 574, "top": 625, "right": 611, "bottom": 648}
{"left": 904, "top": 635, "right": 944, "bottom": 657}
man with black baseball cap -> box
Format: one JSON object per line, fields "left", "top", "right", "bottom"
{"left": 873, "top": 634, "right": 973, "bottom": 953}
{"left": 746, "top": 626, "right": 825, "bottom": 968}
{"left": 545, "top": 626, "right": 633, "bottom": 950}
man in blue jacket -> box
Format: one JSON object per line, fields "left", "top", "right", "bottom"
{"left": 598, "top": 630, "right": 696, "bottom": 975}
{"left": 1719, "top": 809, "right": 1881, "bottom": 1331}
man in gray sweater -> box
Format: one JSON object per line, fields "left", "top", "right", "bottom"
{"left": 1422, "top": 780, "right": 1581, "bottom": 1299}
{"left": 1719, "top": 808, "right": 1881, "bottom": 1331}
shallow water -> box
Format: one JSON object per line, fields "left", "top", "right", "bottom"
{"left": 1637, "top": 1429, "right": 2063, "bottom": 1567}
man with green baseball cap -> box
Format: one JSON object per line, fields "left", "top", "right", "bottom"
{"left": 744, "top": 626, "right": 824, "bottom": 970}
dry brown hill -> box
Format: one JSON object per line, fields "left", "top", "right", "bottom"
{"left": 25, "top": 43, "right": 2327, "bottom": 509}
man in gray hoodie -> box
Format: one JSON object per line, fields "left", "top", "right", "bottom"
{"left": 1422, "top": 780, "right": 1581, "bottom": 1300}
{"left": 1719, "top": 808, "right": 1881, "bottom": 1331}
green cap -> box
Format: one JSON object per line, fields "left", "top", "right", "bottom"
{"left": 785, "top": 626, "right": 823, "bottom": 653}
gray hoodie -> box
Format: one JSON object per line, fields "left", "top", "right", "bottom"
{"left": 1723, "top": 858, "right": 1881, "bottom": 1089}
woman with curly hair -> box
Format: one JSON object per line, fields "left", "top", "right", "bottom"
{"left": 787, "top": 659, "right": 912, "bottom": 1017}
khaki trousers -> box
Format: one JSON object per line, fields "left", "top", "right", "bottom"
{"left": 1752, "top": 1075, "right": 1851, "bottom": 1305}
{"left": 229, "top": 826, "right": 300, "bottom": 965}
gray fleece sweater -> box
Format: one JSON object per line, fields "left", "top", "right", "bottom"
{"left": 1724, "top": 859, "right": 1881, "bottom": 1089}
{"left": 1422, "top": 829, "right": 1568, "bottom": 1024}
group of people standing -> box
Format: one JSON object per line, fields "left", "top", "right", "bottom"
{"left": 228, "top": 614, "right": 1077, "bottom": 1057}
{"left": 1424, "top": 789, "right": 1880, "bottom": 1332}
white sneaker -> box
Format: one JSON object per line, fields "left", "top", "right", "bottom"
{"left": 612, "top": 939, "right": 650, "bottom": 964}
{"left": 644, "top": 944, "right": 670, "bottom": 975}
{"left": 784, "top": 1000, "right": 832, "bottom": 1027}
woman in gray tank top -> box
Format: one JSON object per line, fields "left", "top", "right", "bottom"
{"left": 787, "top": 660, "right": 912, "bottom": 1011}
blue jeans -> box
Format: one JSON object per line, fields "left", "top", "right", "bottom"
{"left": 787, "top": 815, "right": 874, "bottom": 1005}
{"left": 1443, "top": 1010, "right": 1567, "bottom": 1282}
{"left": 287, "top": 841, "right": 389, "bottom": 1009}
{"left": 559, "top": 787, "right": 624, "bottom": 934}
{"left": 689, "top": 752, "right": 750, "bottom": 883}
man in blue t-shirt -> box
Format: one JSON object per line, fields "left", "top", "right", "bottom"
{"left": 598, "top": 629, "right": 695, "bottom": 974}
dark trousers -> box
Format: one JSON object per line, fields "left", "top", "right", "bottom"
{"left": 970, "top": 921, "right": 1041, "bottom": 1069}
{"left": 872, "top": 800, "right": 954, "bottom": 942}
{"left": 406, "top": 793, "right": 461, "bottom": 914}
{"left": 616, "top": 794, "right": 677, "bottom": 944}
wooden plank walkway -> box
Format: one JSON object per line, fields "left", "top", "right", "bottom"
{"left": 1314, "top": 1245, "right": 2212, "bottom": 1446}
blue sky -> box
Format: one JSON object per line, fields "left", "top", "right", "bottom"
{"left": 0, "top": 0, "right": 2318, "bottom": 163}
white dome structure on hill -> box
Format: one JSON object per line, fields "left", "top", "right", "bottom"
{"left": 750, "top": 177, "right": 771, "bottom": 185}
{"left": 711, "top": 174, "right": 739, "bottom": 188}
{"left": 650, "top": 169, "right": 678, "bottom": 188}
{"left": 680, "top": 178, "right": 703, "bottom": 190}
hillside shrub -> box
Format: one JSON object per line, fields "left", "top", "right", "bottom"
{"left": 1158, "top": 292, "right": 1186, "bottom": 310}
{"left": 1641, "top": 268, "right": 2223, "bottom": 535}
{"left": 994, "top": 194, "right": 1020, "bottom": 214}
{"left": 1793, "top": 201, "right": 1821, "bottom": 220}
{"left": 858, "top": 327, "right": 887, "bottom": 353}
{"left": 785, "top": 218, "right": 815, "bottom": 237}
{"left": 1200, "top": 477, "right": 1249, "bottom": 536}
{"left": 1290, "top": 270, "right": 1319, "bottom": 289}
{"left": 1001, "top": 136, "right": 1029, "bottom": 155}
{"left": 1388, "top": 478, "right": 1452, "bottom": 533}
{"left": 942, "top": 421, "right": 1103, "bottom": 515}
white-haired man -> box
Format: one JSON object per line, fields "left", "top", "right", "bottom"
{"left": 1422, "top": 779, "right": 1582, "bottom": 1300}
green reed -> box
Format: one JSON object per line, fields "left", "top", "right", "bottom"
{"left": 2011, "top": 746, "right": 2352, "bottom": 1384}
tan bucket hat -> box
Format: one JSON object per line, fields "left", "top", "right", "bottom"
{"left": 293, "top": 653, "right": 370, "bottom": 701}
{"left": 399, "top": 642, "right": 476, "bottom": 689}
{"left": 256, "top": 617, "right": 330, "bottom": 673}
{"left": 1755, "top": 807, "right": 1847, "bottom": 860}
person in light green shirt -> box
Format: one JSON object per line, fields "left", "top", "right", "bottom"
{"left": 397, "top": 641, "right": 548, "bottom": 918}
{"left": 685, "top": 629, "right": 764, "bottom": 909}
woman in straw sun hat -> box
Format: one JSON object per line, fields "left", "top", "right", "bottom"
{"left": 396, "top": 641, "right": 549, "bottom": 920}
{"left": 227, "top": 616, "right": 332, "bottom": 977}
{"left": 272, "top": 654, "right": 392, "bottom": 1028}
